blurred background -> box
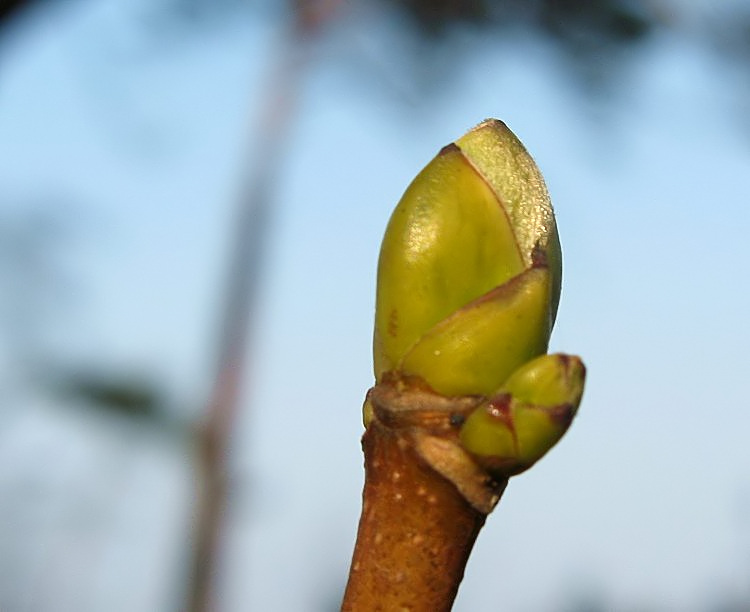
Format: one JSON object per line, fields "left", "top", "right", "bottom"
{"left": 2, "top": 1, "right": 750, "bottom": 611}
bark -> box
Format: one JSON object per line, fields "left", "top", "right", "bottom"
{"left": 341, "top": 382, "right": 508, "bottom": 611}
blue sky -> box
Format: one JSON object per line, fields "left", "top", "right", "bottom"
{"left": 1, "top": 2, "right": 750, "bottom": 611}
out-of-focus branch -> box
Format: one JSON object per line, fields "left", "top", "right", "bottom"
{"left": 185, "top": 3, "right": 345, "bottom": 612}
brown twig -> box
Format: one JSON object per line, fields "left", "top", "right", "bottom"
{"left": 342, "top": 381, "right": 508, "bottom": 611}
{"left": 184, "top": 4, "right": 346, "bottom": 611}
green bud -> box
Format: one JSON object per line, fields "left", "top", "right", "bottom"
{"left": 374, "top": 143, "right": 524, "bottom": 379}
{"left": 399, "top": 265, "right": 551, "bottom": 396}
{"left": 504, "top": 352, "right": 586, "bottom": 408}
{"left": 457, "top": 119, "right": 562, "bottom": 324}
{"left": 373, "top": 120, "right": 561, "bottom": 396}
{"left": 458, "top": 354, "right": 586, "bottom": 475}
{"left": 362, "top": 395, "right": 375, "bottom": 428}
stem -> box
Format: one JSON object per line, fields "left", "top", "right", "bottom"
{"left": 185, "top": 3, "right": 347, "bottom": 609}
{"left": 186, "top": 16, "right": 311, "bottom": 612}
{"left": 342, "top": 383, "right": 508, "bottom": 611}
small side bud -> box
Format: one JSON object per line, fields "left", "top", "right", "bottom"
{"left": 362, "top": 395, "right": 375, "bottom": 428}
{"left": 504, "top": 352, "right": 585, "bottom": 408}
{"left": 458, "top": 354, "right": 586, "bottom": 476}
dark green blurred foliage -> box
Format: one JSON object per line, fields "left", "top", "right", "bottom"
{"left": 385, "top": 0, "right": 658, "bottom": 91}
{"left": 390, "top": 0, "right": 653, "bottom": 45}
{"left": 58, "top": 374, "right": 163, "bottom": 420}
{"left": 149, "top": 0, "right": 750, "bottom": 106}
{"left": 4, "top": 0, "right": 750, "bottom": 106}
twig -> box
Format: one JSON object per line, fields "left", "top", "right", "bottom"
{"left": 185, "top": 3, "right": 345, "bottom": 611}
